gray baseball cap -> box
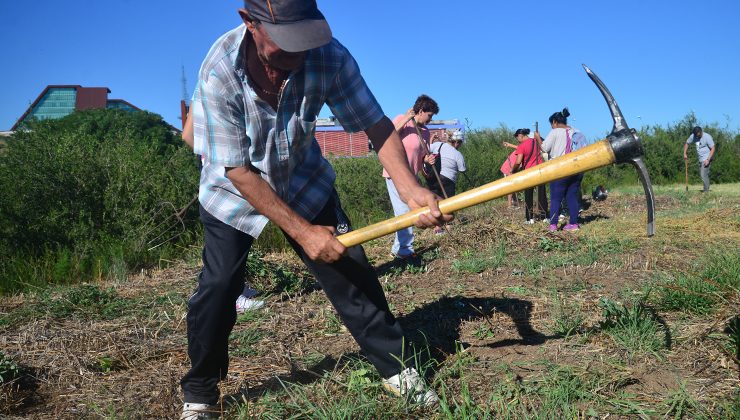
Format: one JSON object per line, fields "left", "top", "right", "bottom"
{"left": 244, "top": 0, "right": 332, "bottom": 52}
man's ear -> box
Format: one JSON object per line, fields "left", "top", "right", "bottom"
{"left": 238, "top": 8, "right": 255, "bottom": 27}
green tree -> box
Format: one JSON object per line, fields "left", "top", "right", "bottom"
{"left": 0, "top": 109, "right": 200, "bottom": 292}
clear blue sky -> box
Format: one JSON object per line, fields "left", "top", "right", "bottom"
{"left": 2, "top": 0, "right": 739, "bottom": 139}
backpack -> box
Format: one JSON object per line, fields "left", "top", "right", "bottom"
{"left": 423, "top": 142, "right": 443, "bottom": 180}
{"left": 568, "top": 129, "right": 587, "bottom": 152}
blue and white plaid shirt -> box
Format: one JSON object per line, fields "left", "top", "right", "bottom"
{"left": 191, "top": 25, "right": 385, "bottom": 237}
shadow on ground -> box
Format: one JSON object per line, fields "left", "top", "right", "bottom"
{"left": 223, "top": 353, "right": 356, "bottom": 405}
{"left": 374, "top": 245, "right": 438, "bottom": 277}
{"left": 399, "top": 295, "right": 556, "bottom": 360}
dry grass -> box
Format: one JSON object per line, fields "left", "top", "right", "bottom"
{"left": 1, "top": 185, "right": 738, "bottom": 418}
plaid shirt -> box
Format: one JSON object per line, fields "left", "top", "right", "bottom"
{"left": 191, "top": 25, "right": 385, "bottom": 237}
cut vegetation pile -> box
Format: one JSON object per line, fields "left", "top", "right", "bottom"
{"left": 1, "top": 184, "right": 738, "bottom": 419}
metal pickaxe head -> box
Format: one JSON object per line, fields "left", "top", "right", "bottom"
{"left": 583, "top": 65, "right": 656, "bottom": 236}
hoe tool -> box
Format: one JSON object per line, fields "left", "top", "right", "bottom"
{"left": 336, "top": 65, "right": 656, "bottom": 247}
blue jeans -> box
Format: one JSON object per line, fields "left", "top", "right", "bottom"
{"left": 549, "top": 174, "right": 583, "bottom": 225}
{"left": 385, "top": 178, "right": 415, "bottom": 256}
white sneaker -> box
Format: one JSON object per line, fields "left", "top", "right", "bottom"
{"left": 525, "top": 219, "right": 535, "bottom": 224}
{"left": 235, "top": 295, "right": 265, "bottom": 314}
{"left": 382, "top": 367, "right": 439, "bottom": 406}
{"left": 180, "top": 403, "right": 219, "bottom": 419}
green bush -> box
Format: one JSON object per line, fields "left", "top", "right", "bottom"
{"left": 457, "top": 125, "right": 513, "bottom": 192}
{"left": 0, "top": 109, "right": 200, "bottom": 293}
{"left": 331, "top": 155, "right": 392, "bottom": 225}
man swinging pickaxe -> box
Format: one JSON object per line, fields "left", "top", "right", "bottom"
{"left": 337, "top": 65, "right": 656, "bottom": 247}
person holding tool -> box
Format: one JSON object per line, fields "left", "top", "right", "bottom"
{"left": 181, "top": 2, "right": 448, "bottom": 417}
{"left": 535, "top": 108, "right": 583, "bottom": 232}
{"left": 683, "top": 126, "right": 715, "bottom": 193}
{"left": 425, "top": 130, "right": 467, "bottom": 234}
{"left": 383, "top": 94, "right": 440, "bottom": 259}
{"left": 509, "top": 128, "right": 547, "bottom": 224}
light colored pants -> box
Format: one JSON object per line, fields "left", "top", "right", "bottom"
{"left": 700, "top": 161, "right": 711, "bottom": 192}
{"left": 385, "top": 178, "right": 414, "bottom": 257}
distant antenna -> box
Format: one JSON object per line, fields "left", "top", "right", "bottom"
{"left": 181, "top": 65, "right": 189, "bottom": 103}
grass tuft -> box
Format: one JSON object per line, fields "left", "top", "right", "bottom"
{"left": 598, "top": 298, "right": 667, "bottom": 357}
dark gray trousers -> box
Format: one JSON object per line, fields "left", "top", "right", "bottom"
{"left": 700, "top": 161, "right": 711, "bottom": 192}
{"left": 181, "top": 196, "right": 408, "bottom": 404}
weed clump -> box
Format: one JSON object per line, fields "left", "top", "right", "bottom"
{"left": 598, "top": 298, "right": 667, "bottom": 357}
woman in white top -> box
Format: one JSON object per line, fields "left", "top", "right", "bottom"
{"left": 534, "top": 108, "right": 583, "bottom": 231}
{"left": 424, "top": 130, "right": 467, "bottom": 234}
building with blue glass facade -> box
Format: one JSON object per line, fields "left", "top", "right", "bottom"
{"left": 11, "top": 85, "right": 141, "bottom": 130}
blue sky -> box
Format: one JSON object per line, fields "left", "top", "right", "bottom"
{"left": 1, "top": 0, "right": 739, "bottom": 139}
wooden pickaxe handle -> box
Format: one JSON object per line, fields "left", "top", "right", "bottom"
{"left": 337, "top": 140, "right": 616, "bottom": 247}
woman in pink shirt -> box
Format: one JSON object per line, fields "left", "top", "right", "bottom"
{"left": 384, "top": 95, "right": 439, "bottom": 259}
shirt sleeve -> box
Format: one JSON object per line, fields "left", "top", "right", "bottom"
{"left": 542, "top": 130, "right": 556, "bottom": 153}
{"left": 455, "top": 148, "right": 467, "bottom": 172}
{"left": 192, "top": 70, "right": 250, "bottom": 167}
{"left": 326, "top": 47, "right": 385, "bottom": 133}
{"left": 686, "top": 135, "right": 694, "bottom": 144}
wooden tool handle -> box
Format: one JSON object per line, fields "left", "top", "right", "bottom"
{"left": 337, "top": 140, "right": 615, "bottom": 247}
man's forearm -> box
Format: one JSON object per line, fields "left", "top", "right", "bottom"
{"left": 226, "top": 167, "right": 311, "bottom": 240}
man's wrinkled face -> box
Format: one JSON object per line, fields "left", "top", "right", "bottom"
{"left": 248, "top": 21, "right": 306, "bottom": 71}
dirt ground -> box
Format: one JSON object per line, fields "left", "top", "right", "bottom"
{"left": 1, "top": 187, "right": 738, "bottom": 418}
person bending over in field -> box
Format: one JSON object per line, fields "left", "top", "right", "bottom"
{"left": 179, "top": 1, "right": 450, "bottom": 418}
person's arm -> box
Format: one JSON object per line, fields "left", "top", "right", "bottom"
{"left": 226, "top": 166, "right": 345, "bottom": 262}
{"left": 683, "top": 142, "right": 689, "bottom": 160}
{"left": 366, "top": 117, "right": 452, "bottom": 228}
{"left": 511, "top": 153, "right": 524, "bottom": 173}
{"left": 394, "top": 108, "right": 415, "bottom": 131}
{"left": 704, "top": 136, "right": 716, "bottom": 166}
{"left": 182, "top": 109, "right": 194, "bottom": 150}
{"left": 539, "top": 130, "right": 556, "bottom": 153}
{"left": 456, "top": 149, "right": 467, "bottom": 173}
{"left": 502, "top": 141, "right": 517, "bottom": 149}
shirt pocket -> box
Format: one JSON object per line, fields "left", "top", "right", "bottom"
{"left": 292, "top": 115, "right": 317, "bottom": 153}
